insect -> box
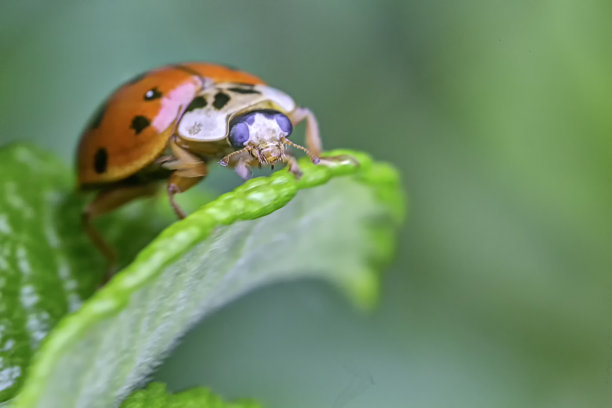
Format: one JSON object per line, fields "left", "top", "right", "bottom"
{"left": 77, "top": 62, "right": 342, "bottom": 276}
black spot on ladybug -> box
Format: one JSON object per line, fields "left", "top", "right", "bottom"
{"left": 144, "top": 87, "right": 162, "bottom": 101}
{"left": 228, "top": 86, "right": 260, "bottom": 94}
{"left": 94, "top": 148, "right": 108, "bottom": 174}
{"left": 131, "top": 116, "right": 150, "bottom": 134}
{"left": 213, "top": 92, "right": 230, "bottom": 110}
{"left": 185, "top": 96, "right": 207, "bottom": 112}
{"left": 88, "top": 102, "right": 108, "bottom": 129}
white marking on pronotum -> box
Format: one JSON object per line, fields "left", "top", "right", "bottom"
{"left": 254, "top": 84, "right": 296, "bottom": 112}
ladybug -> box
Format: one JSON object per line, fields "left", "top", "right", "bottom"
{"left": 77, "top": 62, "right": 338, "bottom": 274}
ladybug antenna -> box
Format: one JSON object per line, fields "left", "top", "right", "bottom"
{"left": 220, "top": 148, "right": 249, "bottom": 167}
{"left": 282, "top": 138, "right": 320, "bottom": 164}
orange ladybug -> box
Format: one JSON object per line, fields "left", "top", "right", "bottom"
{"left": 77, "top": 62, "right": 329, "bottom": 275}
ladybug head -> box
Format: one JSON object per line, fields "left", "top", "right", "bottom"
{"left": 227, "top": 109, "right": 293, "bottom": 150}
{"left": 222, "top": 109, "right": 314, "bottom": 169}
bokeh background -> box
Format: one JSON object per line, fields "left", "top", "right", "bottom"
{"left": 1, "top": 0, "right": 611, "bottom": 407}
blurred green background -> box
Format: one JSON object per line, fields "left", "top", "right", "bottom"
{"left": 1, "top": 0, "right": 611, "bottom": 407}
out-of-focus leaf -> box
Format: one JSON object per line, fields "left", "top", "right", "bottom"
{"left": 0, "top": 144, "right": 98, "bottom": 401}
{"left": 0, "top": 143, "right": 206, "bottom": 402}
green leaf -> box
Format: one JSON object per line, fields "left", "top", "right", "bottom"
{"left": 5, "top": 145, "right": 403, "bottom": 408}
{"left": 0, "top": 144, "right": 98, "bottom": 401}
{"left": 0, "top": 144, "right": 206, "bottom": 402}
{"left": 119, "top": 382, "right": 261, "bottom": 408}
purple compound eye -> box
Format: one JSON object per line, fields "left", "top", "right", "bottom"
{"left": 275, "top": 113, "right": 293, "bottom": 135}
{"left": 229, "top": 122, "right": 250, "bottom": 147}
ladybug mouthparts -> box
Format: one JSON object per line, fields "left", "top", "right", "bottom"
{"left": 252, "top": 142, "right": 286, "bottom": 165}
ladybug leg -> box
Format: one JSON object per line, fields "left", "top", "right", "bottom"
{"left": 289, "top": 107, "right": 359, "bottom": 167}
{"left": 289, "top": 107, "right": 322, "bottom": 156}
{"left": 284, "top": 155, "right": 302, "bottom": 177}
{"left": 83, "top": 183, "right": 159, "bottom": 283}
{"left": 167, "top": 174, "right": 205, "bottom": 219}
{"left": 163, "top": 137, "right": 208, "bottom": 219}
{"left": 233, "top": 159, "right": 253, "bottom": 180}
